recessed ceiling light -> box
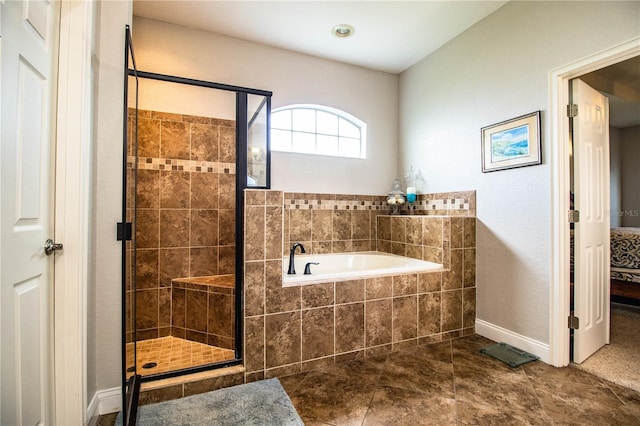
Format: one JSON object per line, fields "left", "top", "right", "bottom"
{"left": 332, "top": 24, "right": 354, "bottom": 38}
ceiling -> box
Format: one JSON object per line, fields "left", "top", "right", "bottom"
{"left": 132, "top": 0, "right": 508, "bottom": 74}
{"left": 132, "top": 1, "right": 639, "bottom": 128}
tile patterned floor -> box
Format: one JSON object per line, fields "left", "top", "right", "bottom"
{"left": 102, "top": 334, "right": 640, "bottom": 425}
{"left": 126, "top": 336, "right": 235, "bottom": 378}
{"left": 280, "top": 334, "right": 640, "bottom": 425}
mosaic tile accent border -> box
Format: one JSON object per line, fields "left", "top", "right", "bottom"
{"left": 284, "top": 190, "right": 475, "bottom": 214}
{"left": 129, "top": 156, "right": 236, "bottom": 174}
{"left": 407, "top": 190, "right": 476, "bottom": 216}
{"left": 285, "top": 198, "right": 389, "bottom": 211}
{"left": 414, "top": 198, "right": 470, "bottom": 211}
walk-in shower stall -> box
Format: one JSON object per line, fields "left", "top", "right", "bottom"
{"left": 120, "top": 26, "right": 271, "bottom": 424}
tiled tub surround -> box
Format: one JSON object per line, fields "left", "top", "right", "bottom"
{"left": 129, "top": 109, "right": 237, "bottom": 342}
{"left": 377, "top": 215, "right": 477, "bottom": 277}
{"left": 284, "top": 193, "right": 388, "bottom": 255}
{"left": 244, "top": 190, "right": 476, "bottom": 382}
{"left": 283, "top": 190, "right": 475, "bottom": 257}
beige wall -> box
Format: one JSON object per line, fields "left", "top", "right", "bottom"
{"left": 610, "top": 127, "right": 622, "bottom": 227}
{"left": 90, "top": 0, "right": 131, "bottom": 402}
{"left": 130, "top": 17, "right": 399, "bottom": 196}
{"left": 620, "top": 125, "right": 640, "bottom": 227}
{"left": 399, "top": 1, "right": 640, "bottom": 344}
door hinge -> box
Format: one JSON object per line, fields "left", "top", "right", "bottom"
{"left": 568, "top": 210, "right": 580, "bottom": 223}
{"left": 567, "top": 104, "right": 578, "bottom": 118}
{"left": 568, "top": 315, "right": 580, "bottom": 330}
{"left": 117, "top": 222, "right": 133, "bottom": 241}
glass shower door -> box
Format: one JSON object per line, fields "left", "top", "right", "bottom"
{"left": 121, "top": 25, "right": 141, "bottom": 426}
{"left": 247, "top": 94, "right": 270, "bottom": 187}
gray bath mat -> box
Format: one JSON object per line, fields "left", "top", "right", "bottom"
{"left": 479, "top": 342, "right": 539, "bottom": 368}
{"left": 117, "top": 378, "right": 303, "bottom": 425}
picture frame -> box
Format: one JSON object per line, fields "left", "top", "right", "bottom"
{"left": 481, "top": 111, "right": 541, "bottom": 172}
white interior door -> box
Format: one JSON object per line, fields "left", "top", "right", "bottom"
{"left": 1, "top": 1, "right": 59, "bottom": 424}
{"left": 572, "top": 78, "right": 611, "bottom": 364}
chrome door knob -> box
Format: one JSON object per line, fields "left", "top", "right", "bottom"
{"left": 44, "top": 239, "right": 63, "bottom": 255}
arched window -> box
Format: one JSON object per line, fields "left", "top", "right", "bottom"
{"left": 271, "top": 104, "right": 367, "bottom": 159}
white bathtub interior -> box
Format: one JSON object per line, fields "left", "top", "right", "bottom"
{"left": 282, "top": 251, "right": 443, "bottom": 286}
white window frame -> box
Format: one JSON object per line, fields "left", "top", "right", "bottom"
{"left": 270, "top": 104, "right": 367, "bottom": 159}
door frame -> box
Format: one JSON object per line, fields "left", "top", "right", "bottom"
{"left": 548, "top": 37, "right": 640, "bottom": 367}
{"left": 53, "top": 1, "right": 95, "bottom": 424}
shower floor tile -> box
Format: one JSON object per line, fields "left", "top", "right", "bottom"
{"left": 126, "top": 336, "right": 235, "bottom": 377}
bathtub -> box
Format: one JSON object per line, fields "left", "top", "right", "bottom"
{"left": 282, "top": 251, "right": 443, "bottom": 287}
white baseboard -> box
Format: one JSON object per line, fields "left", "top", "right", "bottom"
{"left": 87, "top": 386, "right": 122, "bottom": 424}
{"left": 475, "top": 318, "right": 550, "bottom": 364}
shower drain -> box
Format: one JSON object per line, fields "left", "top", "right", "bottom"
{"left": 142, "top": 362, "right": 158, "bottom": 369}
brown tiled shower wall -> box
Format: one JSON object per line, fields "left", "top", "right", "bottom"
{"left": 243, "top": 190, "right": 476, "bottom": 382}
{"left": 127, "top": 109, "right": 237, "bottom": 342}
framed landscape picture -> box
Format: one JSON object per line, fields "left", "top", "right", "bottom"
{"left": 481, "top": 111, "right": 541, "bottom": 172}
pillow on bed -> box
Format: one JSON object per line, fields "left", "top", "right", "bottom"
{"left": 611, "top": 228, "right": 640, "bottom": 270}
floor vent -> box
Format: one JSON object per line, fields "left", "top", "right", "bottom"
{"left": 479, "top": 342, "right": 539, "bottom": 368}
